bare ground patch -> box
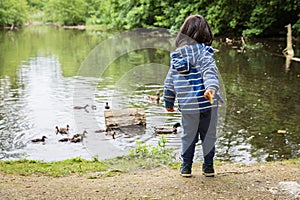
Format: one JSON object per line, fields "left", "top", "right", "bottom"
{"left": 0, "top": 160, "right": 299, "bottom": 200}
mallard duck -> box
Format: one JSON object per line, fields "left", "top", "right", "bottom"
{"left": 105, "top": 131, "right": 116, "bottom": 139}
{"left": 58, "top": 137, "right": 71, "bottom": 142}
{"left": 95, "top": 129, "right": 107, "bottom": 133}
{"left": 146, "top": 91, "right": 160, "bottom": 103}
{"left": 72, "top": 130, "right": 87, "bottom": 139}
{"left": 105, "top": 102, "right": 110, "bottom": 109}
{"left": 56, "top": 125, "right": 69, "bottom": 134}
{"left": 73, "top": 104, "right": 88, "bottom": 109}
{"left": 31, "top": 136, "right": 47, "bottom": 143}
{"left": 154, "top": 122, "right": 181, "bottom": 134}
{"left": 69, "top": 135, "right": 83, "bottom": 143}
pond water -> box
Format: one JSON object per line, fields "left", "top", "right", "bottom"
{"left": 0, "top": 25, "right": 299, "bottom": 163}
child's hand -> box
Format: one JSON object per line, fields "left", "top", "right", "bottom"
{"left": 204, "top": 89, "right": 216, "bottom": 104}
{"left": 166, "top": 107, "right": 175, "bottom": 112}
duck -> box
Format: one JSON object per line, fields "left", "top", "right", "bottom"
{"left": 105, "top": 131, "right": 116, "bottom": 139}
{"left": 31, "top": 136, "right": 47, "bottom": 143}
{"left": 58, "top": 137, "right": 71, "bottom": 142}
{"left": 73, "top": 104, "right": 89, "bottom": 109}
{"left": 146, "top": 91, "right": 160, "bottom": 103}
{"left": 154, "top": 122, "right": 181, "bottom": 134}
{"left": 69, "top": 135, "right": 83, "bottom": 143}
{"left": 95, "top": 129, "right": 107, "bottom": 133}
{"left": 71, "top": 130, "right": 88, "bottom": 139}
{"left": 105, "top": 102, "right": 110, "bottom": 109}
{"left": 56, "top": 125, "right": 70, "bottom": 134}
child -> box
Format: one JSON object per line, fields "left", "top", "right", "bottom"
{"left": 164, "top": 14, "right": 220, "bottom": 177}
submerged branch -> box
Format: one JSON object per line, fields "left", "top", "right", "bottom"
{"left": 282, "top": 24, "right": 294, "bottom": 57}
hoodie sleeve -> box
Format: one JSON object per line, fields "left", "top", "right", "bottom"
{"left": 199, "top": 46, "right": 219, "bottom": 91}
{"left": 164, "top": 62, "right": 176, "bottom": 108}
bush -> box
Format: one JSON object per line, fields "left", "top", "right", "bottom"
{"left": 0, "top": 0, "right": 28, "bottom": 27}
{"left": 44, "top": 0, "right": 87, "bottom": 25}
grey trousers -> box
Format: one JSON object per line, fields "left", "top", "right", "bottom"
{"left": 181, "top": 108, "right": 218, "bottom": 166}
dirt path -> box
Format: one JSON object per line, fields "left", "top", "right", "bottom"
{"left": 0, "top": 161, "right": 299, "bottom": 200}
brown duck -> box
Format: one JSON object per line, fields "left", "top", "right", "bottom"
{"left": 58, "top": 137, "right": 71, "bottom": 142}
{"left": 72, "top": 130, "right": 87, "bottom": 139}
{"left": 105, "top": 131, "right": 116, "bottom": 139}
{"left": 73, "top": 104, "right": 89, "bottom": 109}
{"left": 146, "top": 91, "right": 160, "bottom": 103}
{"left": 154, "top": 122, "right": 181, "bottom": 134}
{"left": 69, "top": 135, "right": 83, "bottom": 143}
{"left": 31, "top": 136, "right": 47, "bottom": 143}
{"left": 56, "top": 125, "right": 69, "bottom": 134}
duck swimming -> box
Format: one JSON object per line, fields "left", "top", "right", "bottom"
{"left": 154, "top": 122, "right": 181, "bottom": 134}
{"left": 56, "top": 125, "right": 69, "bottom": 134}
{"left": 105, "top": 131, "right": 116, "bottom": 139}
{"left": 69, "top": 135, "right": 83, "bottom": 143}
{"left": 105, "top": 102, "right": 110, "bottom": 109}
{"left": 146, "top": 91, "right": 160, "bottom": 103}
{"left": 58, "top": 137, "right": 71, "bottom": 142}
{"left": 31, "top": 136, "right": 47, "bottom": 143}
{"left": 72, "top": 130, "right": 87, "bottom": 139}
{"left": 73, "top": 104, "right": 89, "bottom": 109}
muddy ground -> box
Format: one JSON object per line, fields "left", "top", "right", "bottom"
{"left": 0, "top": 160, "right": 299, "bottom": 200}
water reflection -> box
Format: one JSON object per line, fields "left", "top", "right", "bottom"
{"left": 0, "top": 26, "right": 299, "bottom": 163}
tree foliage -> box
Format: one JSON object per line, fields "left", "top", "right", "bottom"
{"left": 0, "top": 0, "right": 299, "bottom": 37}
{"left": 0, "top": 0, "right": 28, "bottom": 27}
{"left": 44, "top": 0, "right": 87, "bottom": 25}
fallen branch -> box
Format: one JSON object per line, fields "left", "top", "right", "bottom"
{"left": 217, "top": 169, "right": 258, "bottom": 176}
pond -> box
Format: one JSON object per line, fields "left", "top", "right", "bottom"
{"left": 0, "top": 25, "right": 299, "bottom": 163}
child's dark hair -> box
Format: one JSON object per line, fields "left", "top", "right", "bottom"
{"left": 175, "top": 14, "right": 214, "bottom": 48}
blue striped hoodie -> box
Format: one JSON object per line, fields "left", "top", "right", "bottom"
{"left": 164, "top": 43, "right": 220, "bottom": 113}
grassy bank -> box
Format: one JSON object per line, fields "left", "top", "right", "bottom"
{"left": 0, "top": 138, "right": 299, "bottom": 179}
{"left": 0, "top": 138, "right": 178, "bottom": 177}
{"left": 0, "top": 155, "right": 299, "bottom": 177}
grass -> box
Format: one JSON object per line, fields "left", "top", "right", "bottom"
{"left": 0, "top": 157, "right": 108, "bottom": 177}
{"left": 0, "top": 137, "right": 177, "bottom": 177}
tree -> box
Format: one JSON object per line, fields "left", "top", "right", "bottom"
{"left": 44, "top": 0, "right": 87, "bottom": 25}
{"left": 0, "top": 0, "right": 28, "bottom": 27}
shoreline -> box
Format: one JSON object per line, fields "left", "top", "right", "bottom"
{"left": 0, "top": 159, "right": 299, "bottom": 199}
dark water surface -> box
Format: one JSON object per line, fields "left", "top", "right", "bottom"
{"left": 0, "top": 26, "right": 299, "bottom": 163}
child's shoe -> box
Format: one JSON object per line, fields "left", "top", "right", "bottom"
{"left": 202, "top": 164, "right": 215, "bottom": 177}
{"left": 180, "top": 163, "right": 192, "bottom": 177}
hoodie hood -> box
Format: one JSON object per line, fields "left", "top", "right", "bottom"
{"left": 171, "top": 43, "right": 214, "bottom": 73}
